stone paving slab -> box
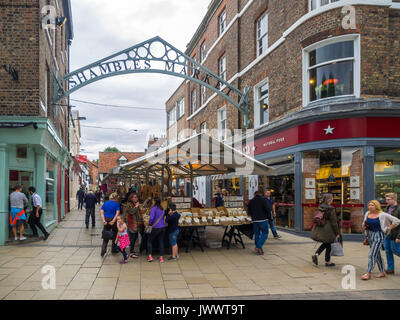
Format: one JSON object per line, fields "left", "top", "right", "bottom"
{"left": 2, "top": 208, "right": 400, "bottom": 300}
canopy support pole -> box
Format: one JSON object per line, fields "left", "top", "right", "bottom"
{"left": 189, "top": 162, "right": 193, "bottom": 207}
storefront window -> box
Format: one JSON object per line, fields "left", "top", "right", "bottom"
{"left": 375, "top": 148, "right": 400, "bottom": 205}
{"left": 45, "top": 155, "right": 56, "bottom": 224}
{"left": 302, "top": 148, "right": 363, "bottom": 234}
{"left": 265, "top": 155, "right": 295, "bottom": 229}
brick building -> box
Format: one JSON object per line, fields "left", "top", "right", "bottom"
{"left": 0, "top": 0, "right": 74, "bottom": 245}
{"left": 87, "top": 160, "right": 99, "bottom": 190}
{"left": 98, "top": 152, "right": 145, "bottom": 182}
{"left": 166, "top": 0, "right": 400, "bottom": 239}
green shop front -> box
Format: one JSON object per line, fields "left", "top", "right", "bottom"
{"left": 0, "top": 117, "right": 70, "bottom": 245}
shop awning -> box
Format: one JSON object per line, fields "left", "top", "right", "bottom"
{"left": 113, "top": 132, "right": 275, "bottom": 179}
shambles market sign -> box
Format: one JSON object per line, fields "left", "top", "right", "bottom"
{"left": 55, "top": 36, "right": 250, "bottom": 127}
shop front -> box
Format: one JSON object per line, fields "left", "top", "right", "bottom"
{"left": 253, "top": 116, "right": 400, "bottom": 239}
{"left": 0, "top": 117, "right": 70, "bottom": 245}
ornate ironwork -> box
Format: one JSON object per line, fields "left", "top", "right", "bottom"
{"left": 54, "top": 36, "right": 250, "bottom": 127}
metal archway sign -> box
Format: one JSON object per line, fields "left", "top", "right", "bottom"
{"left": 54, "top": 36, "right": 250, "bottom": 127}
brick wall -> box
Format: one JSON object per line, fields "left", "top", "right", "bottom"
{"left": 0, "top": 1, "right": 40, "bottom": 116}
{"left": 0, "top": 0, "right": 70, "bottom": 146}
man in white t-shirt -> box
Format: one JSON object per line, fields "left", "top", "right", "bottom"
{"left": 28, "top": 187, "right": 49, "bottom": 240}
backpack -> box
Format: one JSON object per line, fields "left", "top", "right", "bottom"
{"left": 313, "top": 209, "right": 327, "bottom": 227}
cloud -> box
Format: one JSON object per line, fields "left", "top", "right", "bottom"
{"left": 69, "top": 0, "right": 210, "bottom": 160}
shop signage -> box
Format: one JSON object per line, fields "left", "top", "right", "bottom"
{"left": 76, "top": 155, "right": 88, "bottom": 164}
{"left": 0, "top": 122, "right": 37, "bottom": 128}
{"left": 252, "top": 117, "right": 400, "bottom": 155}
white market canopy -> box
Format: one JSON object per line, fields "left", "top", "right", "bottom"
{"left": 109, "top": 133, "right": 275, "bottom": 180}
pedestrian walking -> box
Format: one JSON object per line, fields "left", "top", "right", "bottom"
{"left": 76, "top": 187, "right": 85, "bottom": 211}
{"left": 361, "top": 200, "right": 400, "bottom": 280}
{"left": 28, "top": 187, "right": 49, "bottom": 240}
{"left": 115, "top": 215, "right": 130, "bottom": 264}
{"left": 9, "top": 185, "right": 28, "bottom": 241}
{"left": 84, "top": 189, "right": 97, "bottom": 229}
{"left": 124, "top": 193, "right": 144, "bottom": 259}
{"left": 166, "top": 203, "right": 181, "bottom": 261}
{"left": 248, "top": 191, "right": 271, "bottom": 255}
{"left": 383, "top": 193, "right": 400, "bottom": 274}
{"left": 100, "top": 192, "right": 121, "bottom": 257}
{"left": 95, "top": 189, "right": 102, "bottom": 204}
{"left": 311, "top": 193, "right": 340, "bottom": 267}
{"left": 264, "top": 190, "right": 282, "bottom": 239}
{"left": 146, "top": 198, "right": 166, "bottom": 263}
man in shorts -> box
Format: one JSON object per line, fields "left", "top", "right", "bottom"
{"left": 9, "top": 185, "right": 28, "bottom": 241}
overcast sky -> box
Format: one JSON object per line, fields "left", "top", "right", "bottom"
{"left": 70, "top": 0, "right": 210, "bottom": 160}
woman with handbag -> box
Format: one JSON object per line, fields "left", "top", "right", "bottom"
{"left": 361, "top": 200, "right": 400, "bottom": 280}
{"left": 146, "top": 198, "right": 166, "bottom": 263}
{"left": 100, "top": 193, "right": 121, "bottom": 257}
{"left": 124, "top": 193, "right": 144, "bottom": 258}
{"left": 311, "top": 193, "right": 341, "bottom": 267}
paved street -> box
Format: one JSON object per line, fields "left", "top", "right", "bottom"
{"left": 1, "top": 206, "right": 400, "bottom": 300}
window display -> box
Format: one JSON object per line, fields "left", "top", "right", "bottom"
{"left": 375, "top": 148, "right": 400, "bottom": 204}
{"left": 302, "top": 148, "right": 364, "bottom": 234}
{"left": 45, "top": 155, "right": 56, "bottom": 225}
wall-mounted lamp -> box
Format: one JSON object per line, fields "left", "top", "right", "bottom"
{"left": 2, "top": 64, "right": 19, "bottom": 81}
{"left": 56, "top": 16, "right": 67, "bottom": 28}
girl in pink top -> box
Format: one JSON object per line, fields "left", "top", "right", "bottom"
{"left": 115, "top": 216, "right": 130, "bottom": 264}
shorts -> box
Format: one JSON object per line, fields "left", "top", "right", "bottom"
{"left": 168, "top": 229, "right": 180, "bottom": 247}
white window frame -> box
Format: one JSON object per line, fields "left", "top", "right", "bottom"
{"left": 200, "top": 41, "right": 206, "bottom": 63}
{"left": 167, "top": 106, "right": 177, "bottom": 127}
{"left": 253, "top": 78, "right": 269, "bottom": 129}
{"left": 201, "top": 85, "right": 206, "bottom": 105}
{"left": 177, "top": 97, "right": 185, "bottom": 119}
{"left": 256, "top": 12, "right": 268, "bottom": 57}
{"left": 309, "top": 0, "right": 341, "bottom": 11}
{"left": 191, "top": 89, "right": 197, "bottom": 114}
{"left": 302, "top": 34, "right": 360, "bottom": 107}
{"left": 217, "top": 106, "right": 227, "bottom": 142}
{"left": 219, "top": 54, "right": 226, "bottom": 81}
{"left": 219, "top": 8, "right": 227, "bottom": 36}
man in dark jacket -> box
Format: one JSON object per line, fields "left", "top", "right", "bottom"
{"left": 248, "top": 191, "right": 271, "bottom": 255}
{"left": 76, "top": 187, "right": 85, "bottom": 211}
{"left": 84, "top": 189, "right": 98, "bottom": 228}
{"left": 384, "top": 193, "right": 400, "bottom": 274}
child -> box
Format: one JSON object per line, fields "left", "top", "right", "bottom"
{"left": 166, "top": 203, "right": 181, "bottom": 261}
{"left": 115, "top": 215, "right": 130, "bottom": 264}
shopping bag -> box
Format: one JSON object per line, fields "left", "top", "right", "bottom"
{"left": 331, "top": 239, "right": 344, "bottom": 256}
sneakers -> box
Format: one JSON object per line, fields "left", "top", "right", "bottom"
{"left": 168, "top": 256, "right": 177, "bottom": 261}
{"left": 274, "top": 235, "right": 282, "bottom": 239}
{"left": 19, "top": 236, "right": 27, "bottom": 241}
{"left": 312, "top": 254, "right": 318, "bottom": 266}
{"left": 130, "top": 253, "right": 139, "bottom": 259}
{"left": 159, "top": 257, "right": 164, "bottom": 263}
{"left": 386, "top": 269, "right": 395, "bottom": 275}
{"left": 43, "top": 233, "right": 49, "bottom": 241}
{"left": 14, "top": 237, "right": 19, "bottom": 241}
{"left": 120, "top": 259, "right": 128, "bottom": 264}
{"left": 147, "top": 256, "right": 153, "bottom": 262}
{"left": 325, "top": 262, "right": 335, "bottom": 267}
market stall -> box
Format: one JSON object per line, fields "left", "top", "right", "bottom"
{"left": 106, "top": 133, "right": 275, "bottom": 250}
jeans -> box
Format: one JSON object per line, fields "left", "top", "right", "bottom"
{"left": 384, "top": 235, "right": 400, "bottom": 271}
{"left": 147, "top": 227, "right": 166, "bottom": 256}
{"left": 269, "top": 218, "right": 279, "bottom": 237}
{"left": 28, "top": 209, "right": 48, "bottom": 237}
{"left": 316, "top": 243, "right": 332, "bottom": 262}
{"left": 78, "top": 200, "right": 84, "bottom": 210}
{"left": 253, "top": 220, "right": 269, "bottom": 249}
{"left": 85, "top": 208, "right": 95, "bottom": 227}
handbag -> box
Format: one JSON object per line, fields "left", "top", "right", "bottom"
{"left": 363, "top": 228, "right": 369, "bottom": 246}
{"left": 145, "top": 212, "right": 164, "bottom": 234}
{"left": 331, "top": 239, "right": 344, "bottom": 256}
{"left": 102, "top": 229, "right": 114, "bottom": 240}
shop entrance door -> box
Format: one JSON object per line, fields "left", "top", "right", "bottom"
{"left": 9, "top": 170, "right": 33, "bottom": 200}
